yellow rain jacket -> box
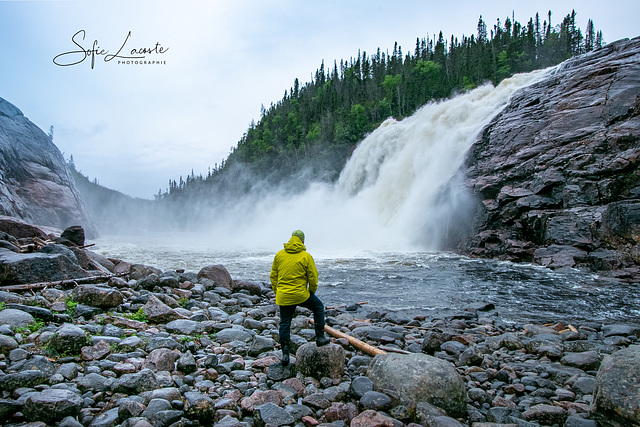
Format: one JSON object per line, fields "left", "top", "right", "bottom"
{"left": 270, "top": 235, "right": 318, "bottom": 306}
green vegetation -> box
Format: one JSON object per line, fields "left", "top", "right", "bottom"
{"left": 154, "top": 10, "right": 602, "bottom": 203}
{"left": 123, "top": 308, "right": 148, "bottom": 323}
{"left": 0, "top": 302, "right": 5, "bottom": 311}
{"left": 66, "top": 298, "right": 79, "bottom": 316}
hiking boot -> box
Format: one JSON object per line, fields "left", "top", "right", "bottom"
{"left": 281, "top": 345, "right": 290, "bottom": 366}
{"left": 316, "top": 335, "right": 330, "bottom": 347}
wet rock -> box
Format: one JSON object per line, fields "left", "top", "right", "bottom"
{"left": 561, "top": 350, "right": 602, "bottom": 371}
{"left": 349, "top": 376, "right": 374, "bottom": 398}
{"left": 81, "top": 339, "right": 111, "bottom": 361}
{"left": 0, "top": 369, "right": 49, "bottom": 390}
{"left": 49, "top": 323, "right": 88, "bottom": 355}
{"left": 197, "top": 264, "right": 233, "bottom": 289}
{"left": 241, "top": 390, "right": 283, "bottom": 412}
{"left": 23, "top": 389, "right": 83, "bottom": 422}
{"left": 71, "top": 284, "right": 124, "bottom": 308}
{"left": 350, "top": 409, "right": 396, "bottom": 427}
{"left": 216, "top": 326, "right": 254, "bottom": 343}
{"left": 0, "top": 248, "right": 89, "bottom": 285}
{"left": 295, "top": 342, "right": 345, "bottom": 379}
{"left": 602, "top": 324, "right": 640, "bottom": 337}
{"left": 0, "top": 307, "right": 35, "bottom": 328}
{"left": 88, "top": 407, "right": 119, "bottom": 427}
{"left": 177, "top": 350, "right": 197, "bottom": 373}
{"left": 145, "top": 348, "right": 178, "bottom": 371}
{"left": 523, "top": 403, "right": 568, "bottom": 425}
{"left": 165, "top": 318, "right": 201, "bottom": 335}
{"left": 592, "top": 344, "right": 640, "bottom": 426}
{"left": 76, "top": 372, "right": 109, "bottom": 392}
{"left": 143, "top": 295, "right": 185, "bottom": 323}
{"left": 0, "top": 334, "right": 18, "bottom": 354}
{"left": 183, "top": 391, "right": 214, "bottom": 421}
{"left": 460, "top": 37, "right": 640, "bottom": 277}
{"left": 368, "top": 352, "right": 466, "bottom": 417}
{"left": 360, "top": 390, "right": 393, "bottom": 411}
{"left": 60, "top": 225, "right": 85, "bottom": 246}
{"left": 111, "top": 368, "right": 159, "bottom": 394}
{"left": 254, "top": 402, "right": 295, "bottom": 427}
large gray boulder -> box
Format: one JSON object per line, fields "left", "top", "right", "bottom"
{"left": 0, "top": 98, "right": 96, "bottom": 236}
{"left": 0, "top": 247, "right": 89, "bottom": 285}
{"left": 459, "top": 37, "right": 640, "bottom": 277}
{"left": 197, "top": 264, "right": 232, "bottom": 289}
{"left": 592, "top": 345, "right": 640, "bottom": 426}
{"left": 367, "top": 352, "right": 466, "bottom": 418}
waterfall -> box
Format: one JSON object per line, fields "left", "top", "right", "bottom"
{"left": 198, "top": 69, "right": 551, "bottom": 254}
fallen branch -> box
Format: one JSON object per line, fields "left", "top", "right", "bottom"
{"left": 0, "top": 272, "right": 126, "bottom": 291}
{"left": 310, "top": 319, "right": 386, "bottom": 356}
{"left": 379, "top": 345, "right": 411, "bottom": 354}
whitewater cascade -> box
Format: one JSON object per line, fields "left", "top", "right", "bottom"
{"left": 207, "top": 69, "right": 551, "bottom": 254}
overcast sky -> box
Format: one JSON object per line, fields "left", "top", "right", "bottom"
{"left": 1, "top": 0, "right": 638, "bottom": 199}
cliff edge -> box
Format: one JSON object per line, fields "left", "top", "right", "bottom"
{"left": 461, "top": 37, "right": 640, "bottom": 280}
{"left": 0, "top": 97, "right": 96, "bottom": 237}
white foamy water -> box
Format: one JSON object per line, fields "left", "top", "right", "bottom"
{"left": 154, "top": 69, "right": 552, "bottom": 254}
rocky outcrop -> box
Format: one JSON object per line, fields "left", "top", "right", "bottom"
{"left": 460, "top": 37, "right": 640, "bottom": 279}
{"left": 0, "top": 97, "right": 96, "bottom": 237}
{"left": 0, "top": 224, "right": 117, "bottom": 285}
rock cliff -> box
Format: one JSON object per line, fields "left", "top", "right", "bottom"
{"left": 0, "top": 97, "right": 96, "bottom": 237}
{"left": 460, "top": 37, "right": 640, "bottom": 280}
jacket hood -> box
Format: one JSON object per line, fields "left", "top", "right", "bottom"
{"left": 284, "top": 236, "right": 306, "bottom": 254}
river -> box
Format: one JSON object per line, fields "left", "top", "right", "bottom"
{"left": 93, "top": 234, "right": 640, "bottom": 326}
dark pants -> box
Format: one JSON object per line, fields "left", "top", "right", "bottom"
{"left": 278, "top": 292, "right": 325, "bottom": 346}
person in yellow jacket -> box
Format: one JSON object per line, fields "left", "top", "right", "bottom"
{"left": 270, "top": 229, "right": 330, "bottom": 365}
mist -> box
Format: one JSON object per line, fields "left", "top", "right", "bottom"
{"left": 89, "top": 69, "right": 550, "bottom": 255}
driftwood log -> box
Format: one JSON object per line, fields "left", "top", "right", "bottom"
{"left": 0, "top": 273, "right": 126, "bottom": 291}
{"left": 310, "top": 319, "right": 387, "bottom": 356}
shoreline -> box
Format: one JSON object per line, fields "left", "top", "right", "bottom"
{"left": 1, "top": 256, "right": 638, "bottom": 426}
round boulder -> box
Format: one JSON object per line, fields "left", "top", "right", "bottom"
{"left": 0, "top": 308, "right": 34, "bottom": 329}
{"left": 295, "top": 342, "right": 345, "bottom": 380}
{"left": 49, "top": 323, "right": 88, "bottom": 355}
{"left": 367, "top": 352, "right": 466, "bottom": 418}
{"left": 197, "top": 264, "right": 232, "bottom": 289}
{"left": 592, "top": 345, "right": 640, "bottom": 426}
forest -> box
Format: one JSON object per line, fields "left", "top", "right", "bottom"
{"left": 157, "top": 10, "right": 603, "bottom": 204}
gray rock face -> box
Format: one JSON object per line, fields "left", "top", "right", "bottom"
{"left": 0, "top": 97, "right": 96, "bottom": 236}
{"left": 459, "top": 37, "right": 640, "bottom": 277}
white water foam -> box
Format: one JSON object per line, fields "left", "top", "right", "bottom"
{"left": 214, "top": 70, "right": 552, "bottom": 253}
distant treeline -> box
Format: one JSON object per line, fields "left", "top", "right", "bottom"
{"left": 157, "top": 10, "right": 603, "bottom": 203}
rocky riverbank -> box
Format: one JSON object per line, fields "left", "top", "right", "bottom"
{"left": 1, "top": 225, "right": 640, "bottom": 427}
